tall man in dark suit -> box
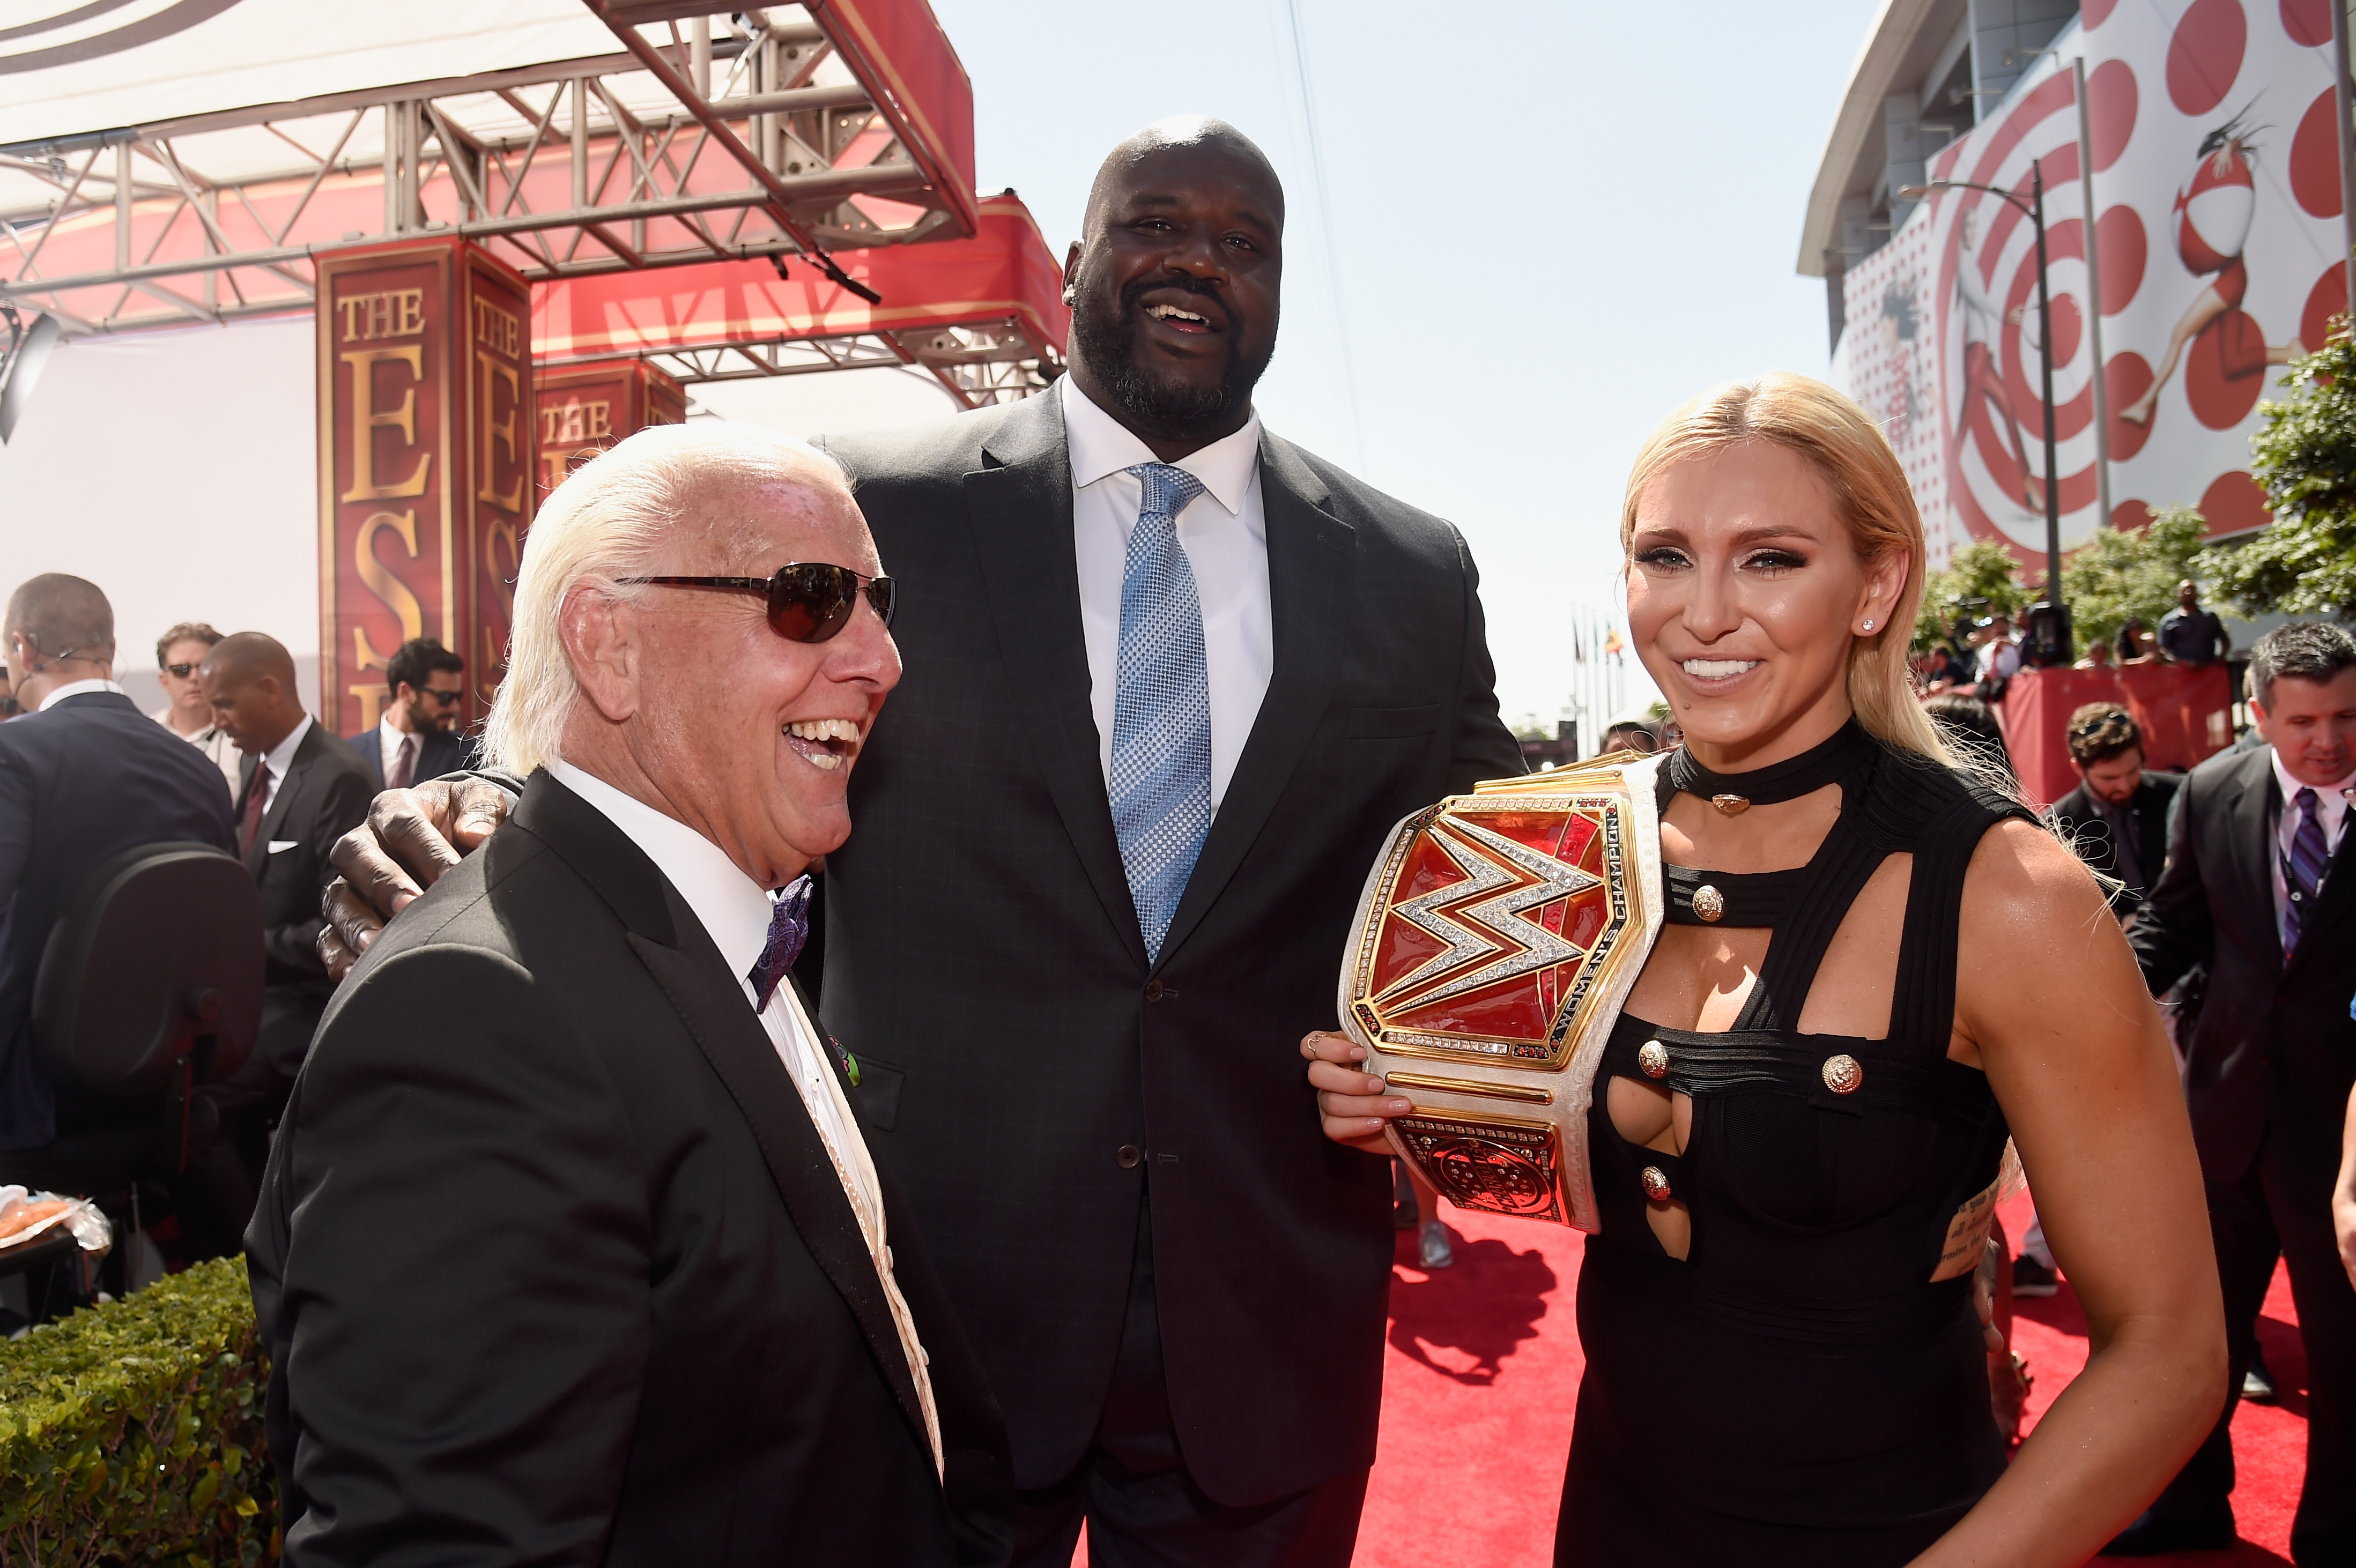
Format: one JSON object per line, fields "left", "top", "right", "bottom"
{"left": 344, "top": 637, "right": 475, "bottom": 789}
{"left": 816, "top": 118, "right": 1520, "bottom": 1564}
{"left": 2106, "top": 622, "right": 2356, "bottom": 1562}
{"left": 247, "top": 423, "right": 1010, "bottom": 1565}
{"left": 198, "top": 634, "right": 373, "bottom": 1189}
{"left": 2048, "top": 701, "right": 2182, "bottom": 910}
{"left": 0, "top": 575, "right": 235, "bottom": 1152}
{"left": 318, "top": 117, "right": 1521, "bottom": 1565}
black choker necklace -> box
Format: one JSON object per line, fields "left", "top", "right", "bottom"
{"left": 1666, "top": 721, "right": 1878, "bottom": 816}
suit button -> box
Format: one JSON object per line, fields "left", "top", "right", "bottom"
{"left": 1116, "top": 1145, "right": 1143, "bottom": 1170}
{"left": 1143, "top": 980, "right": 1166, "bottom": 1003}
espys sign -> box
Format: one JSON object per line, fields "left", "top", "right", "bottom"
{"left": 1838, "top": 0, "right": 2349, "bottom": 560}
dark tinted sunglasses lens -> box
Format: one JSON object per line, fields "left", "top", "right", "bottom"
{"left": 866, "top": 576, "right": 895, "bottom": 627}
{"left": 166, "top": 663, "right": 197, "bottom": 678}
{"left": 766, "top": 565, "right": 858, "bottom": 642}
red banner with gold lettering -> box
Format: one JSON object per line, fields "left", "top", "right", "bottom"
{"left": 317, "top": 239, "right": 534, "bottom": 734}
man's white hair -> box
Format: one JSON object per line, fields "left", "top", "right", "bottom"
{"left": 481, "top": 420, "right": 846, "bottom": 776}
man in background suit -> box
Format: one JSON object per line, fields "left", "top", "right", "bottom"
{"left": 318, "top": 116, "right": 1522, "bottom": 1567}
{"left": 2106, "top": 622, "right": 2356, "bottom": 1562}
{"left": 199, "top": 634, "right": 373, "bottom": 1194}
{"left": 345, "top": 637, "right": 474, "bottom": 789}
{"left": 247, "top": 423, "right": 1010, "bottom": 1565}
{"left": 2048, "top": 701, "right": 2182, "bottom": 910}
{"left": 0, "top": 575, "right": 235, "bottom": 1158}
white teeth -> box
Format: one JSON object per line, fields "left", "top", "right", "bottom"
{"left": 1681, "top": 659, "right": 1759, "bottom": 680}
{"left": 785, "top": 718, "right": 861, "bottom": 743}
{"left": 1146, "top": 303, "right": 1209, "bottom": 323}
{"left": 798, "top": 750, "right": 842, "bottom": 771}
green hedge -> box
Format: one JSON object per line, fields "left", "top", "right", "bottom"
{"left": 0, "top": 1256, "right": 275, "bottom": 1566}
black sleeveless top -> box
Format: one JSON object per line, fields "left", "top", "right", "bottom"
{"left": 1555, "top": 726, "right": 2029, "bottom": 1566}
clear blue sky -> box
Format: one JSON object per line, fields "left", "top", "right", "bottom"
{"left": 924, "top": 0, "right": 1883, "bottom": 732}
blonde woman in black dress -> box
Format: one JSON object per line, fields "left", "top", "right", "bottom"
{"left": 1306, "top": 375, "right": 2224, "bottom": 1565}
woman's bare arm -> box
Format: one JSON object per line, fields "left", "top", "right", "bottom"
{"left": 1914, "top": 819, "right": 2224, "bottom": 1567}
{"left": 2335, "top": 1082, "right": 2356, "bottom": 1288}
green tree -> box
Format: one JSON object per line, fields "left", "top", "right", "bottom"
{"left": 2196, "top": 330, "right": 2356, "bottom": 620}
{"left": 2063, "top": 504, "right": 2209, "bottom": 654}
{"left": 1915, "top": 538, "right": 2028, "bottom": 650}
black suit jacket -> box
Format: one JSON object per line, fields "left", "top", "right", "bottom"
{"left": 2128, "top": 745, "right": 2356, "bottom": 1185}
{"left": 238, "top": 723, "right": 375, "bottom": 992}
{"left": 342, "top": 724, "right": 475, "bottom": 790}
{"left": 246, "top": 772, "right": 1012, "bottom": 1566}
{"left": 2047, "top": 770, "right": 2182, "bottom": 908}
{"left": 0, "top": 690, "right": 236, "bottom": 1148}
{"left": 820, "top": 391, "right": 1524, "bottom": 1503}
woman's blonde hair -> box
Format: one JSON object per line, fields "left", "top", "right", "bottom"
{"left": 1620, "top": 373, "right": 1950, "bottom": 765}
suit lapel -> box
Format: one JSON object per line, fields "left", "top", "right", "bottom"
{"left": 2227, "top": 750, "right": 2283, "bottom": 970}
{"left": 509, "top": 776, "right": 935, "bottom": 1455}
{"left": 256, "top": 727, "right": 318, "bottom": 851}
{"left": 625, "top": 930, "right": 932, "bottom": 1449}
{"left": 2286, "top": 786, "right": 2356, "bottom": 978}
{"left": 965, "top": 392, "right": 1149, "bottom": 970}
{"left": 1157, "top": 434, "right": 1355, "bottom": 967}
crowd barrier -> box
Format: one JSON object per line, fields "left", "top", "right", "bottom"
{"left": 1992, "top": 664, "right": 2236, "bottom": 811}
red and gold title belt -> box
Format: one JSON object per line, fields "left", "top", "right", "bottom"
{"left": 1337, "top": 754, "right": 1665, "bottom": 1231}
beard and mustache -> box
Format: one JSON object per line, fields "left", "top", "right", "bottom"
{"left": 1065, "top": 271, "right": 1276, "bottom": 436}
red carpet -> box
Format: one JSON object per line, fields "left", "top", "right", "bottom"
{"left": 1071, "top": 1194, "right": 2308, "bottom": 1566}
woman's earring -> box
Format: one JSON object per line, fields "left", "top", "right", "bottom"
{"left": 1862, "top": 619, "right": 1876, "bottom": 632}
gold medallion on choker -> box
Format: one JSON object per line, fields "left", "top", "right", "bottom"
{"left": 1710, "top": 793, "right": 1750, "bottom": 816}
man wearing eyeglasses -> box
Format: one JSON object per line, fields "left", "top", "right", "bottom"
{"left": 153, "top": 621, "right": 243, "bottom": 797}
{"left": 344, "top": 638, "right": 475, "bottom": 790}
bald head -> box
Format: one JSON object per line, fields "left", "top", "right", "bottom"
{"left": 1064, "top": 116, "right": 1286, "bottom": 457}
{"left": 1081, "top": 117, "right": 1284, "bottom": 238}
{"left": 4, "top": 573, "right": 115, "bottom": 709}
{"left": 200, "top": 631, "right": 307, "bottom": 756}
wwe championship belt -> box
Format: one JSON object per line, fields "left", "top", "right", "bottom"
{"left": 1338, "top": 755, "right": 1664, "bottom": 1231}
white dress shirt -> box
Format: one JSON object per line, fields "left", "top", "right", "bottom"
{"left": 376, "top": 716, "right": 420, "bottom": 784}
{"left": 154, "top": 708, "right": 244, "bottom": 798}
{"left": 2268, "top": 747, "right": 2354, "bottom": 950}
{"left": 546, "top": 760, "right": 943, "bottom": 1475}
{"left": 38, "top": 678, "right": 127, "bottom": 709}
{"left": 1064, "top": 376, "right": 1273, "bottom": 811}
{"left": 250, "top": 713, "right": 313, "bottom": 817}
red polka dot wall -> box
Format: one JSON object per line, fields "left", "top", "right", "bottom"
{"left": 1834, "top": 0, "right": 2347, "bottom": 567}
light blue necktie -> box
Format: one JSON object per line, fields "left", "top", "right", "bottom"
{"left": 1109, "top": 463, "right": 1211, "bottom": 964}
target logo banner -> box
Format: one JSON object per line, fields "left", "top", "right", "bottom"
{"left": 1839, "top": 0, "right": 2346, "bottom": 558}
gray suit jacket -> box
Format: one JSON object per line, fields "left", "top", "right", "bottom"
{"left": 818, "top": 389, "right": 1523, "bottom": 1503}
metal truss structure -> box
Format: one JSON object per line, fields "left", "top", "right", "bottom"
{"left": 0, "top": 5, "right": 973, "bottom": 337}
{"left": 627, "top": 317, "right": 1057, "bottom": 407}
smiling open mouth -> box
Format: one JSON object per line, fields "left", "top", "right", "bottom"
{"left": 1145, "top": 301, "right": 1215, "bottom": 333}
{"left": 783, "top": 717, "right": 862, "bottom": 772}
{"left": 1680, "top": 659, "right": 1760, "bottom": 681}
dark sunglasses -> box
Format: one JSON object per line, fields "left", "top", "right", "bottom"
{"left": 417, "top": 687, "right": 466, "bottom": 707}
{"left": 619, "top": 563, "right": 895, "bottom": 643}
{"left": 164, "top": 662, "right": 201, "bottom": 679}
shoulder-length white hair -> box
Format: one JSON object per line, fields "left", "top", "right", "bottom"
{"left": 481, "top": 421, "right": 843, "bottom": 776}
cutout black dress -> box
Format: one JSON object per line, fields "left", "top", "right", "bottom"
{"left": 1555, "top": 725, "right": 2028, "bottom": 1565}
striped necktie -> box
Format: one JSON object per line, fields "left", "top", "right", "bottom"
{"left": 1108, "top": 463, "right": 1211, "bottom": 964}
{"left": 2284, "top": 787, "right": 2331, "bottom": 956}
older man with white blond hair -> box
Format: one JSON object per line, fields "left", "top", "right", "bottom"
{"left": 243, "top": 423, "right": 1012, "bottom": 1567}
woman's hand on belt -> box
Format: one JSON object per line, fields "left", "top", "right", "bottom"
{"left": 1301, "top": 1029, "right": 1412, "bottom": 1154}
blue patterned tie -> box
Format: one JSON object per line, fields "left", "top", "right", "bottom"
{"left": 2284, "top": 788, "right": 2331, "bottom": 957}
{"left": 1109, "top": 463, "right": 1211, "bottom": 964}
{"left": 749, "top": 875, "right": 813, "bottom": 1012}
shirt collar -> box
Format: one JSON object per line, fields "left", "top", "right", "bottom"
{"left": 2269, "top": 746, "right": 2356, "bottom": 815}
{"left": 261, "top": 713, "right": 313, "bottom": 778}
{"left": 547, "top": 760, "right": 777, "bottom": 986}
{"left": 1060, "top": 376, "right": 1260, "bottom": 517}
{"left": 38, "top": 678, "right": 126, "bottom": 710}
